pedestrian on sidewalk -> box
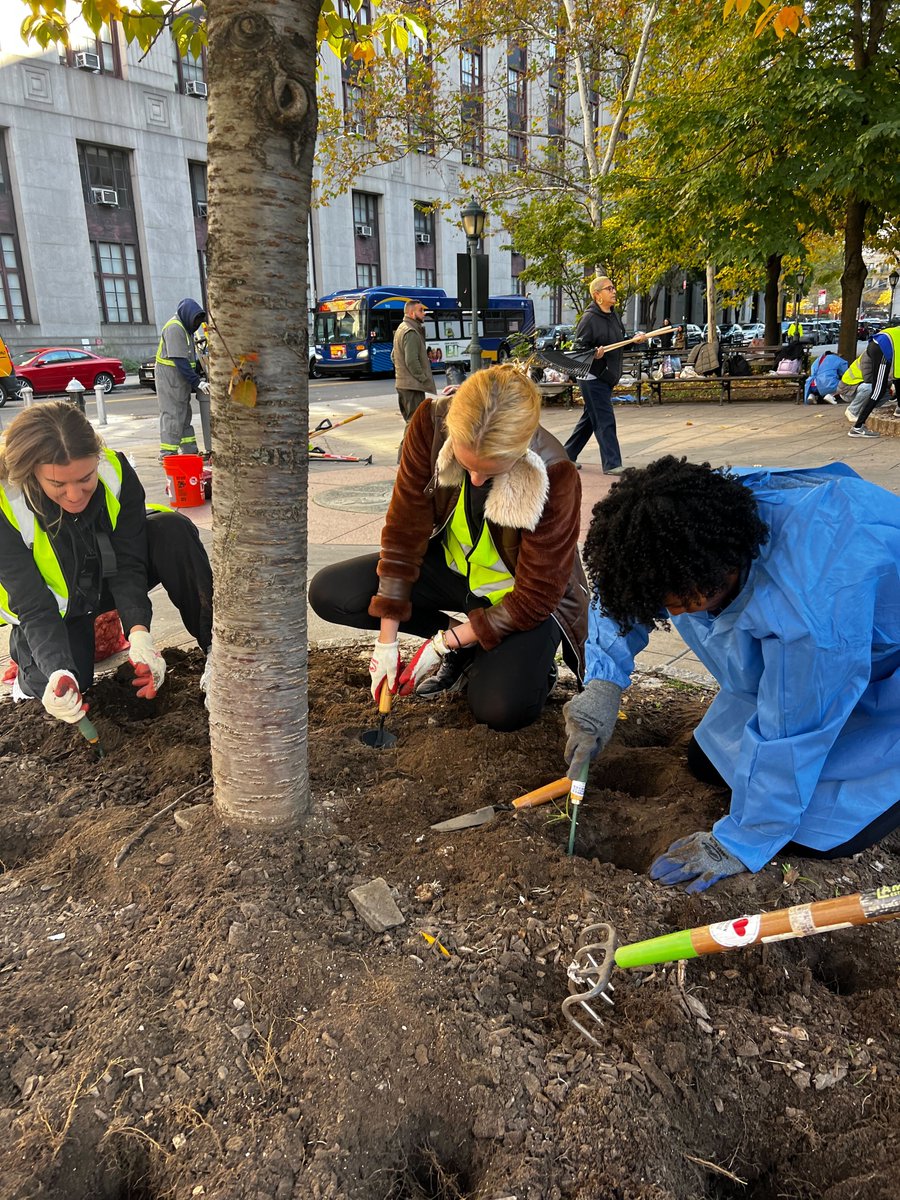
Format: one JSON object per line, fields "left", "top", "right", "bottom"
{"left": 564, "top": 456, "right": 900, "bottom": 892}
{"left": 392, "top": 299, "right": 434, "bottom": 425}
{"left": 563, "top": 276, "right": 647, "bottom": 475}
{"left": 0, "top": 402, "right": 213, "bottom": 724}
{"left": 155, "top": 298, "right": 209, "bottom": 459}
{"left": 0, "top": 332, "right": 19, "bottom": 405}
{"left": 308, "top": 365, "right": 587, "bottom": 732}
{"left": 838, "top": 325, "right": 900, "bottom": 438}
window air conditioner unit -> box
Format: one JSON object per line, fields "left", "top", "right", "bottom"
{"left": 415, "top": 232, "right": 431, "bottom": 245}
{"left": 91, "top": 187, "right": 119, "bottom": 207}
{"left": 352, "top": 123, "right": 368, "bottom": 137}
{"left": 196, "top": 201, "right": 208, "bottom": 218}
{"left": 185, "top": 80, "right": 208, "bottom": 98}
{"left": 355, "top": 223, "right": 373, "bottom": 238}
{"left": 74, "top": 51, "right": 101, "bottom": 72}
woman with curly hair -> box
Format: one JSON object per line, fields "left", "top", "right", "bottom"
{"left": 309, "top": 365, "right": 587, "bottom": 731}
{"left": 565, "top": 455, "right": 900, "bottom": 892}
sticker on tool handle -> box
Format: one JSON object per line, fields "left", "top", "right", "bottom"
{"left": 861, "top": 882, "right": 900, "bottom": 917}
{"left": 569, "top": 779, "right": 586, "bottom": 803}
{"left": 707, "top": 914, "right": 761, "bottom": 948}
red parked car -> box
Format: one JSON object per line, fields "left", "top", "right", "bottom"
{"left": 14, "top": 347, "right": 126, "bottom": 398}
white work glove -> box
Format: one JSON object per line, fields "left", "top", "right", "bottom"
{"left": 128, "top": 629, "right": 166, "bottom": 699}
{"left": 369, "top": 638, "right": 401, "bottom": 702}
{"left": 42, "top": 670, "right": 87, "bottom": 724}
{"left": 563, "top": 679, "right": 623, "bottom": 778}
{"left": 197, "top": 379, "right": 210, "bottom": 395}
{"left": 397, "top": 630, "right": 452, "bottom": 696}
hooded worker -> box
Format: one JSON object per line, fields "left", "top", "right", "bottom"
{"left": 156, "top": 298, "right": 209, "bottom": 460}
{"left": 566, "top": 456, "right": 900, "bottom": 893}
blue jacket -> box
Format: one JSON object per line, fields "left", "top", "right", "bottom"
{"left": 804, "top": 352, "right": 847, "bottom": 402}
{"left": 584, "top": 464, "right": 900, "bottom": 872}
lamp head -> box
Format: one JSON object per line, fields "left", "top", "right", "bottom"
{"left": 460, "top": 197, "right": 486, "bottom": 240}
{"left": 890, "top": 269, "right": 899, "bottom": 290}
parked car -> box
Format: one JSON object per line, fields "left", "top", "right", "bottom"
{"left": 534, "top": 324, "right": 574, "bottom": 351}
{"left": 740, "top": 322, "right": 767, "bottom": 343}
{"left": 679, "top": 323, "right": 703, "bottom": 348}
{"left": 15, "top": 347, "right": 126, "bottom": 397}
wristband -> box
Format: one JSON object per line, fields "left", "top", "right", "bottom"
{"left": 432, "top": 630, "right": 452, "bottom": 656}
{"left": 448, "top": 627, "right": 463, "bottom": 650}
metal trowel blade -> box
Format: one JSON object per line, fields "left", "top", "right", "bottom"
{"left": 430, "top": 806, "right": 498, "bottom": 831}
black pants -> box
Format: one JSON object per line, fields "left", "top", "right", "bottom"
{"left": 686, "top": 736, "right": 900, "bottom": 859}
{"left": 563, "top": 377, "right": 621, "bottom": 471}
{"left": 308, "top": 543, "right": 561, "bottom": 732}
{"left": 12, "top": 510, "right": 213, "bottom": 696}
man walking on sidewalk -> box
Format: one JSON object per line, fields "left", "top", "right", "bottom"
{"left": 563, "top": 277, "right": 646, "bottom": 476}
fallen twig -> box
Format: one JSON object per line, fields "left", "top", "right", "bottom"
{"left": 113, "top": 780, "right": 210, "bottom": 869}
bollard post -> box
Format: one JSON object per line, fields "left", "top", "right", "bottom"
{"left": 19, "top": 385, "right": 34, "bottom": 408}
{"left": 94, "top": 383, "right": 108, "bottom": 425}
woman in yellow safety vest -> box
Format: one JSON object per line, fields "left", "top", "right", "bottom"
{"left": 309, "top": 365, "right": 588, "bottom": 731}
{"left": 0, "top": 402, "right": 212, "bottom": 725}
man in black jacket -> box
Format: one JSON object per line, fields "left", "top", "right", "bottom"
{"left": 564, "top": 276, "right": 646, "bottom": 475}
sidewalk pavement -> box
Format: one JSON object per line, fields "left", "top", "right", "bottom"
{"left": 3, "top": 393, "right": 899, "bottom": 689}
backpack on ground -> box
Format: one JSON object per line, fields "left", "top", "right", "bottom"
{"left": 727, "top": 354, "right": 752, "bottom": 377}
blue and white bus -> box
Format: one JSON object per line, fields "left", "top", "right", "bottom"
{"left": 313, "top": 286, "right": 535, "bottom": 377}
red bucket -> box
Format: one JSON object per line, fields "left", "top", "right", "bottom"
{"left": 162, "top": 454, "right": 205, "bottom": 508}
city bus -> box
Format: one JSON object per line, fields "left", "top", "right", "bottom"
{"left": 313, "top": 286, "right": 535, "bottom": 377}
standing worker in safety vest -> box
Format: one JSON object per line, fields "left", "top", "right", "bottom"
{"left": 0, "top": 332, "right": 19, "bottom": 404}
{"left": 156, "top": 298, "right": 209, "bottom": 460}
{"left": 308, "top": 365, "right": 588, "bottom": 732}
{"left": 0, "top": 402, "right": 213, "bottom": 721}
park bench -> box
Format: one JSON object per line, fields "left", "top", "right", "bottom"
{"left": 647, "top": 345, "right": 809, "bottom": 405}
{"left": 537, "top": 350, "right": 653, "bottom": 407}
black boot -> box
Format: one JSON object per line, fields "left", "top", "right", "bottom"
{"left": 416, "top": 648, "right": 474, "bottom": 697}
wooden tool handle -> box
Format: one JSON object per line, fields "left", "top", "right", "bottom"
{"left": 308, "top": 411, "right": 364, "bottom": 440}
{"left": 513, "top": 776, "right": 572, "bottom": 809}
{"left": 378, "top": 686, "right": 392, "bottom": 716}
{"left": 600, "top": 325, "right": 675, "bottom": 354}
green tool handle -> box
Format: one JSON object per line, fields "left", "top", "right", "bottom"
{"left": 77, "top": 714, "right": 104, "bottom": 757}
{"left": 566, "top": 764, "right": 589, "bottom": 857}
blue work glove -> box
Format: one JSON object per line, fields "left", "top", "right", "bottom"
{"left": 563, "top": 679, "right": 623, "bottom": 778}
{"left": 650, "top": 831, "right": 747, "bottom": 894}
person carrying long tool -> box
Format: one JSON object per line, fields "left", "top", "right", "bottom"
{"left": 309, "top": 364, "right": 588, "bottom": 731}
{"left": 564, "top": 456, "right": 900, "bottom": 892}
{"left": 0, "top": 402, "right": 213, "bottom": 729}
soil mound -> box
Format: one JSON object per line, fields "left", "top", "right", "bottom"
{"left": 0, "top": 648, "right": 897, "bottom": 1199}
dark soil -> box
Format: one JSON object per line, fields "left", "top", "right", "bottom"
{"left": 1, "top": 648, "right": 898, "bottom": 1200}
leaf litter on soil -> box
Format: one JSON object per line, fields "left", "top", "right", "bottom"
{"left": 0, "top": 645, "right": 897, "bottom": 1200}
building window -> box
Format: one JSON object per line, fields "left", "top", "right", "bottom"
{"left": 0, "top": 134, "right": 28, "bottom": 321}
{"left": 173, "top": 34, "right": 207, "bottom": 92}
{"left": 93, "top": 242, "right": 145, "bottom": 324}
{"left": 460, "top": 43, "right": 484, "bottom": 166}
{"left": 511, "top": 251, "right": 526, "bottom": 296}
{"left": 189, "top": 161, "right": 208, "bottom": 307}
{"left": 407, "top": 32, "right": 435, "bottom": 152}
{"left": 414, "top": 202, "right": 436, "bottom": 287}
{"left": 341, "top": 0, "right": 373, "bottom": 136}
{"left": 65, "top": 19, "right": 121, "bottom": 77}
{"left": 353, "top": 191, "right": 380, "bottom": 288}
{"left": 416, "top": 268, "right": 436, "bottom": 288}
{"left": 507, "top": 41, "right": 527, "bottom": 164}
{"left": 78, "top": 144, "right": 133, "bottom": 208}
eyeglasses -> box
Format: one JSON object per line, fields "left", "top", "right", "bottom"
{"left": 601, "top": 285, "right": 616, "bottom": 291}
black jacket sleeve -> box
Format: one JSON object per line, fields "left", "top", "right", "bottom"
{"left": 106, "top": 453, "right": 152, "bottom": 634}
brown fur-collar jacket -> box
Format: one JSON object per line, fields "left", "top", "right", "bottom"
{"left": 368, "top": 396, "right": 588, "bottom": 680}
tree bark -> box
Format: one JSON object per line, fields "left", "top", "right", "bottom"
{"left": 839, "top": 197, "right": 869, "bottom": 363}
{"left": 764, "top": 253, "right": 782, "bottom": 345}
{"left": 206, "top": 0, "right": 319, "bottom": 829}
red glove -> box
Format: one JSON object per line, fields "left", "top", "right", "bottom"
{"left": 397, "top": 631, "right": 452, "bottom": 696}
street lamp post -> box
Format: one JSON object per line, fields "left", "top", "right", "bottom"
{"left": 460, "top": 197, "right": 486, "bottom": 373}
{"left": 794, "top": 270, "right": 806, "bottom": 330}
{"left": 889, "top": 269, "right": 899, "bottom": 323}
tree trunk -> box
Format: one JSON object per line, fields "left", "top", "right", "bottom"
{"left": 206, "top": 0, "right": 319, "bottom": 829}
{"left": 764, "top": 254, "right": 782, "bottom": 345}
{"left": 839, "top": 197, "right": 869, "bottom": 363}
{"left": 705, "top": 262, "right": 716, "bottom": 342}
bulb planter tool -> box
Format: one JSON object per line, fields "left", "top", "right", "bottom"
{"left": 55, "top": 675, "right": 105, "bottom": 758}
{"left": 360, "top": 685, "right": 396, "bottom": 749}
{"left": 563, "top": 883, "right": 900, "bottom": 1047}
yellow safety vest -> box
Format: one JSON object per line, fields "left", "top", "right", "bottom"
{"left": 442, "top": 481, "right": 515, "bottom": 605}
{"left": 0, "top": 449, "right": 122, "bottom": 625}
{"left": 0, "top": 336, "right": 12, "bottom": 378}
{"left": 156, "top": 316, "right": 189, "bottom": 367}
{"left": 842, "top": 356, "right": 864, "bottom": 387}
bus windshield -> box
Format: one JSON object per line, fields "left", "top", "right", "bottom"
{"left": 314, "top": 306, "right": 366, "bottom": 344}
